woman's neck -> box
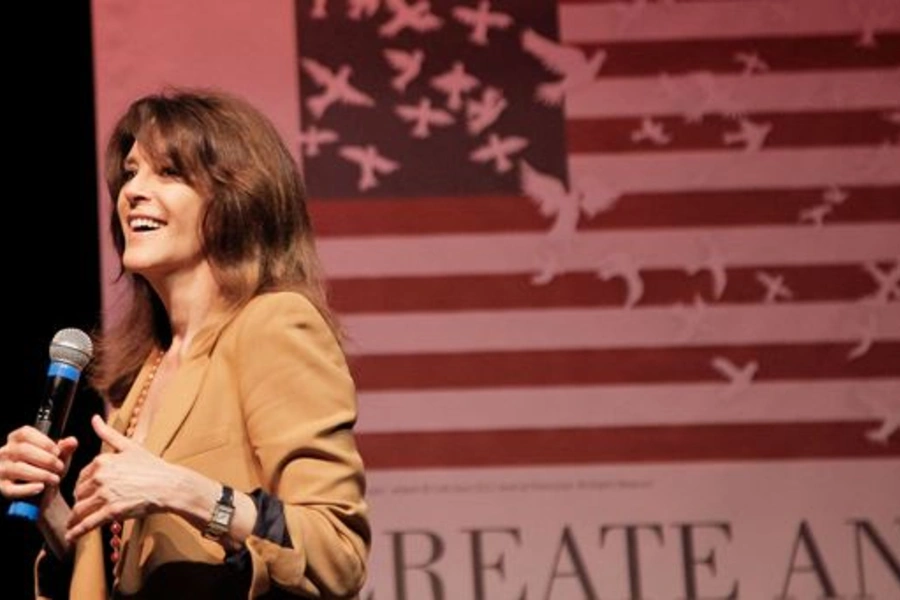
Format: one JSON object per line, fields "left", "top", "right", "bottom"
{"left": 152, "top": 265, "right": 229, "bottom": 360}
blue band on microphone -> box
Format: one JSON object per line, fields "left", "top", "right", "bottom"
{"left": 47, "top": 362, "right": 81, "bottom": 381}
{"left": 7, "top": 501, "right": 40, "bottom": 521}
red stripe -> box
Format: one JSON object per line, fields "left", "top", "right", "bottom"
{"left": 331, "top": 264, "right": 893, "bottom": 313}
{"left": 310, "top": 186, "right": 900, "bottom": 235}
{"left": 567, "top": 111, "right": 899, "bottom": 153}
{"left": 560, "top": 0, "right": 797, "bottom": 3}
{"left": 349, "top": 343, "right": 900, "bottom": 390}
{"left": 358, "top": 422, "right": 900, "bottom": 469}
{"left": 572, "top": 35, "right": 900, "bottom": 77}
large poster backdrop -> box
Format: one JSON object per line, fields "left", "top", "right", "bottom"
{"left": 92, "top": 0, "right": 898, "bottom": 598}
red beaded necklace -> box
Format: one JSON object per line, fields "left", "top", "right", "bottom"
{"left": 109, "top": 348, "right": 164, "bottom": 564}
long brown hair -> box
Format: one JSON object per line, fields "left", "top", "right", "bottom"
{"left": 91, "top": 87, "right": 338, "bottom": 406}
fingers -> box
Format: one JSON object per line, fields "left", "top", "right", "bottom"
{"left": 72, "top": 459, "right": 100, "bottom": 502}
{"left": 67, "top": 455, "right": 112, "bottom": 542}
{"left": 65, "top": 417, "right": 164, "bottom": 543}
{"left": 0, "top": 479, "right": 46, "bottom": 498}
{"left": 7, "top": 425, "right": 59, "bottom": 455}
{"left": 1, "top": 459, "right": 60, "bottom": 488}
{"left": 66, "top": 453, "right": 136, "bottom": 542}
{"left": 2, "top": 441, "right": 66, "bottom": 477}
{"left": 57, "top": 436, "right": 79, "bottom": 459}
{"left": 91, "top": 414, "right": 133, "bottom": 453}
{"left": 0, "top": 426, "right": 68, "bottom": 498}
{"left": 66, "top": 493, "right": 111, "bottom": 543}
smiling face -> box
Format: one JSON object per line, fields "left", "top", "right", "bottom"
{"left": 117, "top": 141, "right": 208, "bottom": 282}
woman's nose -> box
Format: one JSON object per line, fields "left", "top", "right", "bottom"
{"left": 122, "top": 172, "right": 151, "bottom": 206}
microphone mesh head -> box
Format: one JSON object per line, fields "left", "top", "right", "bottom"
{"left": 49, "top": 328, "right": 94, "bottom": 370}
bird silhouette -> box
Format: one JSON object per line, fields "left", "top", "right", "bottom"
{"left": 348, "top": 0, "right": 380, "bottom": 20}
{"left": 630, "top": 117, "right": 672, "bottom": 146}
{"left": 470, "top": 133, "right": 529, "bottom": 173}
{"left": 847, "top": 309, "right": 878, "bottom": 361}
{"left": 798, "top": 203, "right": 833, "bottom": 227}
{"left": 822, "top": 185, "right": 849, "bottom": 205}
{"left": 755, "top": 271, "right": 793, "bottom": 303}
{"left": 596, "top": 253, "right": 644, "bottom": 308}
{"left": 861, "top": 259, "right": 900, "bottom": 304}
{"left": 466, "top": 86, "right": 508, "bottom": 135}
{"left": 723, "top": 118, "right": 772, "bottom": 152}
{"left": 519, "top": 160, "right": 580, "bottom": 240}
{"left": 711, "top": 356, "right": 758, "bottom": 398}
{"left": 298, "top": 125, "right": 339, "bottom": 157}
{"left": 301, "top": 59, "right": 375, "bottom": 120}
{"left": 521, "top": 28, "right": 605, "bottom": 105}
{"left": 733, "top": 51, "right": 769, "bottom": 75}
{"left": 430, "top": 61, "right": 480, "bottom": 111}
{"left": 684, "top": 241, "right": 728, "bottom": 301}
{"left": 338, "top": 144, "right": 400, "bottom": 191}
{"left": 380, "top": 0, "right": 443, "bottom": 37}
{"left": 573, "top": 174, "right": 621, "bottom": 219}
{"left": 865, "top": 412, "right": 900, "bottom": 445}
{"left": 383, "top": 48, "right": 425, "bottom": 93}
{"left": 518, "top": 160, "right": 620, "bottom": 234}
{"left": 395, "top": 97, "right": 455, "bottom": 138}
{"left": 856, "top": 390, "right": 900, "bottom": 445}
{"left": 452, "top": 0, "right": 513, "bottom": 46}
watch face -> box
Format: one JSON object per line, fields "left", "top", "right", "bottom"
{"left": 205, "top": 504, "right": 235, "bottom": 538}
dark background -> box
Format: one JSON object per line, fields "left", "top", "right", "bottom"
{"left": 2, "top": 1, "right": 102, "bottom": 596}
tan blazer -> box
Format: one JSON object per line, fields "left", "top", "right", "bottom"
{"left": 37, "top": 292, "right": 370, "bottom": 599}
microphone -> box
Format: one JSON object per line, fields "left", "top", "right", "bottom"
{"left": 7, "top": 328, "right": 94, "bottom": 521}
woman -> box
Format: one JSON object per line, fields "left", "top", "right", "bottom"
{"left": 0, "top": 88, "right": 370, "bottom": 598}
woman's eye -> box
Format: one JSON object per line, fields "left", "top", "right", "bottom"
{"left": 160, "top": 166, "right": 181, "bottom": 178}
{"left": 122, "top": 169, "right": 137, "bottom": 181}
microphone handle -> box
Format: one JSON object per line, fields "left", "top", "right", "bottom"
{"left": 7, "top": 362, "right": 82, "bottom": 521}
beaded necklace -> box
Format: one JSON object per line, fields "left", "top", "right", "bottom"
{"left": 108, "top": 348, "right": 164, "bottom": 564}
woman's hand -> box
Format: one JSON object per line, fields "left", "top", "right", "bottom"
{"left": 0, "top": 425, "right": 77, "bottom": 504}
{"left": 66, "top": 415, "right": 176, "bottom": 543}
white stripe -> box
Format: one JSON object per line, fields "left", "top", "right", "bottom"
{"left": 564, "top": 70, "right": 900, "bottom": 118}
{"left": 341, "top": 302, "right": 900, "bottom": 354}
{"left": 568, "top": 147, "right": 900, "bottom": 193}
{"left": 357, "top": 380, "right": 900, "bottom": 432}
{"left": 560, "top": 0, "right": 900, "bottom": 43}
{"left": 320, "top": 224, "right": 900, "bottom": 278}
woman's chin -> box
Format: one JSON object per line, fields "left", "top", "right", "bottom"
{"left": 122, "top": 255, "right": 159, "bottom": 276}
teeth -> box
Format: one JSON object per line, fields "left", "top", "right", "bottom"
{"left": 131, "top": 217, "right": 164, "bottom": 232}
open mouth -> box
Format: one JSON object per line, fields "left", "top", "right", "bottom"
{"left": 129, "top": 217, "right": 166, "bottom": 232}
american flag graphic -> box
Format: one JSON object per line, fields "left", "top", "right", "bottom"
{"left": 295, "top": 0, "right": 900, "bottom": 471}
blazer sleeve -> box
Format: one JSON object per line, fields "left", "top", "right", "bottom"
{"left": 230, "top": 292, "right": 370, "bottom": 598}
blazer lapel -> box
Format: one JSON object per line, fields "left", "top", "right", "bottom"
{"left": 105, "top": 352, "right": 161, "bottom": 445}
{"left": 141, "top": 352, "right": 211, "bottom": 457}
{"left": 106, "top": 305, "right": 245, "bottom": 450}
{"left": 129, "top": 308, "right": 237, "bottom": 457}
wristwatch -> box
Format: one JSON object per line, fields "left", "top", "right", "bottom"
{"left": 203, "top": 484, "right": 236, "bottom": 540}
